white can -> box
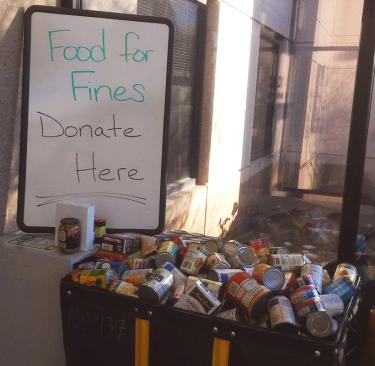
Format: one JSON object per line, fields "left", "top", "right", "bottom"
{"left": 301, "top": 263, "right": 323, "bottom": 294}
{"left": 268, "top": 295, "right": 297, "bottom": 331}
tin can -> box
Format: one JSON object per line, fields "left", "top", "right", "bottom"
{"left": 323, "top": 277, "right": 356, "bottom": 304}
{"left": 94, "top": 216, "right": 106, "bottom": 244}
{"left": 122, "top": 256, "right": 155, "bottom": 271}
{"left": 225, "top": 272, "right": 272, "bottom": 318}
{"left": 269, "top": 247, "right": 289, "bottom": 255}
{"left": 252, "top": 263, "right": 285, "bottom": 291}
{"left": 184, "top": 276, "right": 223, "bottom": 299}
{"left": 221, "top": 240, "right": 257, "bottom": 269}
{"left": 268, "top": 295, "right": 297, "bottom": 332}
{"left": 293, "top": 297, "right": 325, "bottom": 318}
{"left": 58, "top": 217, "right": 80, "bottom": 253}
{"left": 268, "top": 254, "right": 305, "bottom": 272}
{"left": 320, "top": 294, "right": 345, "bottom": 317}
{"left": 201, "top": 239, "right": 221, "bottom": 255}
{"left": 79, "top": 269, "right": 118, "bottom": 289}
{"left": 108, "top": 280, "right": 138, "bottom": 297}
{"left": 215, "top": 308, "right": 243, "bottom": 322}
{"left": 138, "top": 268, "right": 174, "bottom": 303}
{"left": 333, "top": 262, "right": 358, "bottom": 284}
{"left": 162, "top": 262, "right": 188, "bottom": 288}
{"left": 94, "top": 260, "right": 125, "bottom": 275}
{"left": 301, "top": 263, "right": 323, "bottom": 294}
{"left": 206, "top": 253, "right": 231, "bottom": 270}
{"left": 180, "top": 247, "right": 208, "bottom": 275}
{"left": 208, "top": 269, "right": 243, "bottom": 283}
{"left": 306, "top": 311, "right": 338, "bottom": 338}
{"left": 121, "top": 269, "right": 153, "bottom": 285}
{"left": 290, "top": 284, "right": 319, "bottom": 305}
{"left": 174, "top": 280, "right": 221, "bottom": 315}
{"left": 155, "top": 241, "right": 179, "bottom": 267}
{"left": 249, "top": 238, "right": 270, "bottom": 258}
{"left": 294, "top": 274, "right": 316, "bottom": 289}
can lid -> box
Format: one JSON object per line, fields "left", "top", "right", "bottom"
{"left": 306, "top": 311, "right": 335, "bottom": 338}
{"left": 263, "top": 268, "right": 285, "bottom": 291}
{"left": 237, "top": 246, "right": 257, "bottom": 266}
{"left": 155, "top": 252, "right": 174, "bottom": 267}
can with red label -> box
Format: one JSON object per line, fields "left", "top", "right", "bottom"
{"left": 301, "top": 263, "right": 323, "bottom": 294}
{"left": 268, "top": 295, "right": 297, "bottom": 332}
{"left": 252, "top": 263, "right": 285, "bottom": 291}
{"left": 290, "top": 284, "right": 324, "bottom": 318}
{"left": 155, "top": 241, "right": 179, "bottom": 267}
{"left": 121, "top": 269, "right": 153, "bottom": 285}
{"left": 206, "top": 253, "right": 231, "bottom": 270}
{"left": 225, "top": 272, "right": 272, "bottom": 318}
{"left": 249, "top": 238, "right": 270, "bottom": 258}
{"left": 333, "top": 262, "right": 358, "bottom": 284}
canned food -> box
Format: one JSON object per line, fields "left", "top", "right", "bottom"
{"left": 94, "top": 260, "right": 125, "bottom": 275}
{"left": 58, "top": 217, "right": 80, "bottom": 253}
{"left": 162, "top": 262, "right": 187, "bottom": 288}
{"left": 306, "top": 311, "right": 338, "bottom": 338}
{"left": 184, "top": 276, "right": 223, "bottom": 299}
{"left": 94, "top": 216, "right": 106, "bottom": 244}
{"left": 323, "top": 277, "right": 356, "bottom": 304}
{"left": 290, "top": 284, "right": 319, "bottom": 305}
{"left": 174, "top": 280, "right": 221, "bottom": 315}
{"left": 301, "top": 263, "right": 323, "bottom": 294}
{"left": 249, "top": 238, "right": 270, "bottom": 258}
{"left": 215, "top": 308, "right": 243, "bottom": 322}
{"left": 108, "top": 280, "right": 138, "bottom": 297}
{"left": 294, "top": 274, "right": 315, "bottom": 289}
{"left": 79, "top": 269, "right": 117, "bottom": 289}
{"left": 252, "top": 264, "right": 285, "bottom": 291}
{"left": 225, "top": 272, "right": 272, "bottom": 318}
{"left": 201, "top": 239, "right": 221, "bottom": 255}
{"left": 122, "top": 257, "right": 155, "bottom": 271}
{"left": 320, "top": 294, "right": 344, "bottom": 317}
{"left": 333, "top": 263, "right": 358, "bottom": 284}
{"left": 221, "top": 240, "right": 257, "bottom": 269}
{"left": 121, "top": 269, "right": 153, "bottom": 285}
{"left": 155, "top": 241, "right": 179, "bottom": 267}
{"left": 208, "top": 269, "right": 243, "bottom": 283}
{"left": 268, "top": 254, "right": 305, "bottom": 272}
{"left": 180, "top": 247, "right": 208, "bottom": 275}
{"left": 268, "top": 296, "right": 297, "bottom": 332}
{"left": 269, "top": 247, "right": 289, "bottom": 255}
{"left": 206, "top": 253, "right": 231, "bottom": 270}
{"left": 166, "top": 284, "right": 185, "bottom": 305}
{"left": 293, "top": 297, "right": 325, "bottom": 318}
{"left": 138, "top": 268, "right": 174, "bottom": 303}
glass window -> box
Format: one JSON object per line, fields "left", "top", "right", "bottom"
{"left": 228, "top": 0, "right": 364, "bottom": 266}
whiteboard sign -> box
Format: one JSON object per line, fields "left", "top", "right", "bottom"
{"left": 18, "top": 6, "right": 173, "bottom": 233}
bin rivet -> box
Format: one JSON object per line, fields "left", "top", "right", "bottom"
{"left": 148, "top": 310, "right": 153, "bottom": 317}
{"left": 212, "top": 327, "right": 218, "bottom": 334}
{"left": 230, "top": 331, "right": 236, "bottom": 338}
{"left": 134, "top": 307, "right": 139, "bottom": 313}
{"left": 314, "top": 351, "right": 321, "bottom": 358}
{"left": 67, "top": 290, "right": 72, "bottom": 296}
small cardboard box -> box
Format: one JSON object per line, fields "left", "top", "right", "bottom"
{"left": 55, "top": 201, "right": 95, "bottom": 251}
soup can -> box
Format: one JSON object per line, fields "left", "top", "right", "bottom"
{"left": 290, "top": 284, "right": 319, "bottom": 305}
{"left": 208, "top": 269, "right": 243, "bottom": 283}
{"left": 108, "top": 280, "right": 138, "bottom": 297}
{"left": 206, "top": 253, "right": 231, "bottom": 270}
{"left": 319, "top": 294, "right": 344, "bottom": 317}
{"left": 268, "top": 295, "right": 297, "bottom": 332}
{"left": 333, "top": 263, "right": 358, "bottom": 284}
{"left": 252, "top": 263, "right": 285, "bottom": 291}
{"left": 138, "top": 268, "right": 174, "bottom": 303}
{"left": 79, "top": 268, "right": 118, "bottom": 289}
{"left": 121, "top": 269, "right": 153, "bottom": 285}
{"left": 201, "top": 239, "right": 221, "bottom": 255}
{"left": 215, "top": 308, "right": 243, "bottom": 322}
{"left": 248, "top": 238, "right": 270, "bottom": 258}
{"left": 268, "top": 254, "right": 305, "bottom": 272}
{"left": 180, "top": 247, "right": 208, "bottom": 275}
{"left": 293, "top": 297, "right": 325, "bottom": 318}
{"left": 221, "top": 240, "right": 257, "bottom": 269}
{"left": 306, "top": 311, "right": 338, "bottom": 338}
{"left": 155, "top": 240, "right": 179, "bottom": 267}
{"left": 323, "top": 277, "right": 356, "bottom": 304}
{"left": 225, "top": 272, "right": 272, "bottom": 318}
{"left": 301, "top": 263, "right": 323, "bottom": 294}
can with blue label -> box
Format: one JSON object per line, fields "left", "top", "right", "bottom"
{"left": 323, "top": 277, "right": 356, "bottom": 304}
{"left": 207, "top": 269, "right": 243, "bottom": 283}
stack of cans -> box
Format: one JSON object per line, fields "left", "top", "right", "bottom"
{"left": 69, "top": 230, "right": 358, "bottom": 339}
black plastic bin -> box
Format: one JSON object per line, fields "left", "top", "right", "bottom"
{"left": 61, "top": 277, "right": 361, "bottom": 366}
